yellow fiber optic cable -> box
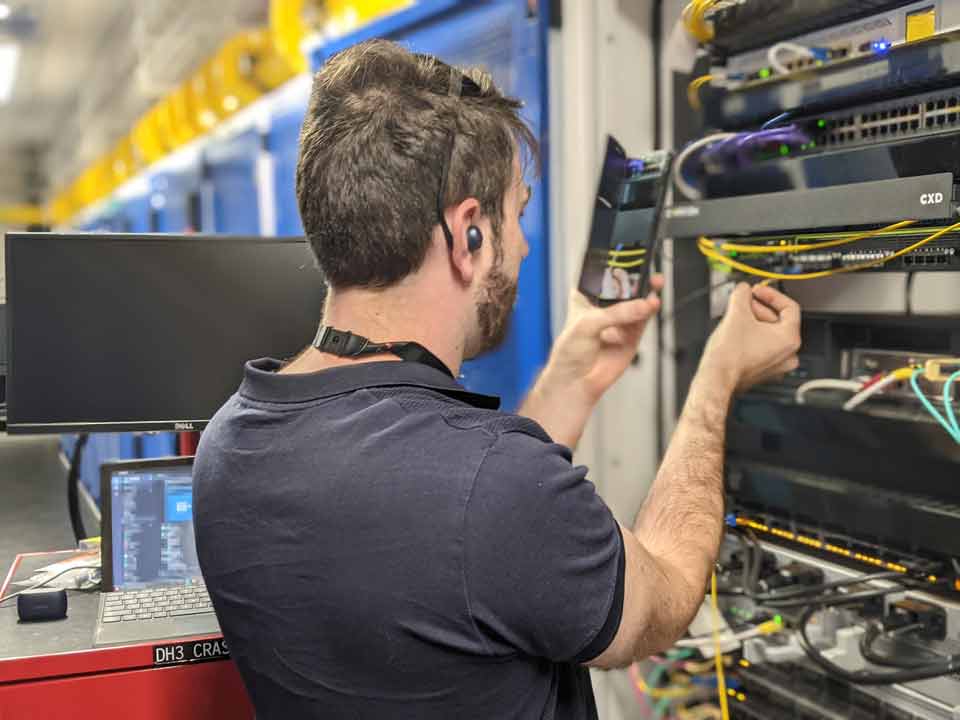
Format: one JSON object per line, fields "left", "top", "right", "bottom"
{"left": 688, "top": 74, "right": 714, "bottom": 110}
{"left": 711, "top": 572, "right": 730, "bottom": 720}
{"left": 607, "top": 259, "right": 646, "bottom": 269}
{"left": 710, "top": 220, "right": 917, "bottom": 254}
{"left": 698, "top": 221, "right": 960, "bottom": 281}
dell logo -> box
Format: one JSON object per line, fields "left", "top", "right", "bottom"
{"left": 174, "top": 422, "right": 195, "bottom": 431}
{"left": 921, "top": 192, "right": 944, "bottom": 205}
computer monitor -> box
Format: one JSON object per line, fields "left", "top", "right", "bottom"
{"left": 5, "top": 233, "right": 325, "bottom": 433}
{"left": 100, "top": 457, "right": 199, "bottom": 591}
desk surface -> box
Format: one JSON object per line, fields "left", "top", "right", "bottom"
{"left": 0, "top": 553, "right": 102, "bottom": 661}
{"left": 0, "top": 436, "right": 170, "bottom": 669}
{"left": 0, "top": 437, "right": 252, "bottom": 718}
{"left": 1, "top": 549, "right": 225, "bottom": 685}
{"left": 0, "top": 435, "right": 90, "bottom": 661}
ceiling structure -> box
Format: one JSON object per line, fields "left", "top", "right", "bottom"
{"left": 0, "top": 0, "right": 269, "bottom": 209}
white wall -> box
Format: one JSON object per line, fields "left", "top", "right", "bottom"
{"left": 550, "top": 1, "right": 659, "bottom": 717}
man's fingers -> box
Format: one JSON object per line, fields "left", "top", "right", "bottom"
{"left": 649, "top": 274, "right": 665, "bottom": 292}
{"left": 751, "top": 298, "right": 779, "bottom": 323}
{"left": 726, "top": 282, "right": 754, "bottom": 314}
{"left": 600, "top": 327, "right": 627, "bottom": 345}
{"left": 580, "top": 296, "right": 661, "bottom": 334}
{"left": 752, "top": 285, "right": 801, "bottom": 325}
{"left": 776, "top": 354, "right": 800, "bottom": 375}
{"left": 568, "top": 289, "right": 594, "bottom": 318}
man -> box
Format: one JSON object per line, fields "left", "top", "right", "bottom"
{"left": 195, "top": 39, "right": 801, "bottom": 720}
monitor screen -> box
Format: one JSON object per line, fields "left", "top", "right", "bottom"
{"left": 104, "top": 458, "right": 198, "bottom": 591}
{"left": 5, "top": 234, "right": 326, "bottom": 433}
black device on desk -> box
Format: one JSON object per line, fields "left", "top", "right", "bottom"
{"left": 95, "top": 456, "right": 218, "bottom": 647}
{"left": 577, "top": 136, "right": 673, "bottom": 305}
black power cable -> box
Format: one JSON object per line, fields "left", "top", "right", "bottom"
{"left": 798, "top": 598, "right": 960, "bottom": 685}
{"left": 67, "top": 433, "right": 89, "bottom": 543}
{"left": 720, "top": 532, "right": 904, "bottom": 603}
{"left": 859, "top": 623, "right": 943, "bottom": 669}
{"left": 764, "top": 586, "right": 899, "bottom": 610}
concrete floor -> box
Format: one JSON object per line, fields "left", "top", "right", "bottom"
{"left": 0, "top": 434, "right": 89, "bottom": 573}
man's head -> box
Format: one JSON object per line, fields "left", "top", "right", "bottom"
{"left": 296, "top": 39, "right": 537, "bottom": 358}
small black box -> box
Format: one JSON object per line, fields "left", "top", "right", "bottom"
{"left": 17, "top": 588, "right": 68, "bottom": 622}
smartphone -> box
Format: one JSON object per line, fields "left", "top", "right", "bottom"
{"left": 577, "top": 136, "right": 673, "bottom": 305}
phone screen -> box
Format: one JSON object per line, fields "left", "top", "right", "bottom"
{"left": 577, "top": 136, "right": 673, "bottom": 304}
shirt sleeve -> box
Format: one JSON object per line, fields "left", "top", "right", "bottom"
{"left": 462, "top": 430, "right": 625, "bottom": 663}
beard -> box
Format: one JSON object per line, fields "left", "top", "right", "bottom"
{"left": 466, "top": 260, "right": 518, "bottom": 360}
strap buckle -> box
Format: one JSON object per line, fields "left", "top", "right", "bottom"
{"left": 312, "top": 325, "right": 369, "bottom": 357}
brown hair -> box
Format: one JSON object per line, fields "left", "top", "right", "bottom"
{"left": 295, "top": 39, "right": 538, "bottom": 289}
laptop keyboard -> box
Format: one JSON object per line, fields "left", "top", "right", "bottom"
{"left": 101, "top": 583, "right": 213, "bottom": 622}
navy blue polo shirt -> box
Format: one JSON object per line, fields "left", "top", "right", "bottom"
{"left": 194, "top": 358, "right": 625, "bottom": 720}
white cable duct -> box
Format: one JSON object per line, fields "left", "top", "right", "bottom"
{"left": 133, "top": 0, "right": 267, "bottom": 96}
{"left": 46, "top": 0, "right": 269, "bottom": 195}
{"left": 46, "top": 2, "right": 144, "bottom": 187}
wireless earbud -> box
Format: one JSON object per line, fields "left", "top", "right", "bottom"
{"left": 466, "top": 225, "right": 484, "bottom": 252}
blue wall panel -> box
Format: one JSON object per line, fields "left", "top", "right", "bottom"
{"left": 269, "top": 107, "right": 307, "bottom": 237}
{"left": 151, "top": 166, "right": 203, "bottom": 233}
{"left": 120, "top": 194, "right": 151, "bottom": 232}
{"left": 206, "top": 128, "right": 262, "bottom": 234}
{"left": 309, "top": 0, "right": 551, "bottom": 411}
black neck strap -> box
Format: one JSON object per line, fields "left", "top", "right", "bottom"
{"left": 312, "top": 325, "right": 455, "bottom": 379}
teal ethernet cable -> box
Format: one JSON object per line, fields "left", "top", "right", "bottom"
{"left": 944, "top": 370, "right": 960, "bottom": 439}
{"left": 911, "top": 368, "right": 960, "bottom": 443}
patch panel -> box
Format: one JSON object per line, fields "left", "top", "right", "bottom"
{"left": 707, "top": 231, "right": 960, "bottom": 274}
{"left": 787, "top": 245, "right": 958, "bottom": 272}
{"left": 715, "top": 0, "right": 960, "bottom": 89}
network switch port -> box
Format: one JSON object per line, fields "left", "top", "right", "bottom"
{"left": 813, "top": 91, "right": 960, "bottom": 150}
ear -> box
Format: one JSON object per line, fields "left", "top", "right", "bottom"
{"left": 445, "top": 196, "right": 482, "bottom": 285}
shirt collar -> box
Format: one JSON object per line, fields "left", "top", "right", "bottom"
{"left": 239, "top": 358, "right": 501, "bottom": 410}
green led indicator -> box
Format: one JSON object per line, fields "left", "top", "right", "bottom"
{"left": 759, "top": 67, "right": 772, "bottom": 79}
{"left": 817, "top": 119, "right": 826, "bottom": 128}
{"left": 774, "top": 615, "right": 783, "bottom": 625}
{"left": 809, "top": 140, "right": 816, "bottom": 147}
{"left": 779, "top": 144, "right": 790, "bottom": 156}
{"left": 729, "top": 251, "right": 739, "bottom": 258}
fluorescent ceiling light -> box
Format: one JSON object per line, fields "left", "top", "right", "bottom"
{"left": 0, "top": 44, "right": 20, "bottom": 104}
{"left": 0, "top": 5, "right": 10, "bottom": 21}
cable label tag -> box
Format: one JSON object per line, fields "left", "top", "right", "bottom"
{"left": 153, "top": 638, "right": 229, "bottom": 666}
{"left": 666, "top": 205, "right": 701, "bottom": 218}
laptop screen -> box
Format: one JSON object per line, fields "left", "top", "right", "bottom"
{"left": 108, "top": 461, "right": 200, "bottom": 590}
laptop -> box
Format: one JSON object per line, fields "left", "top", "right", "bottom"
{"left": 94, "top": 456, "right": 220, "bottom": 647}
